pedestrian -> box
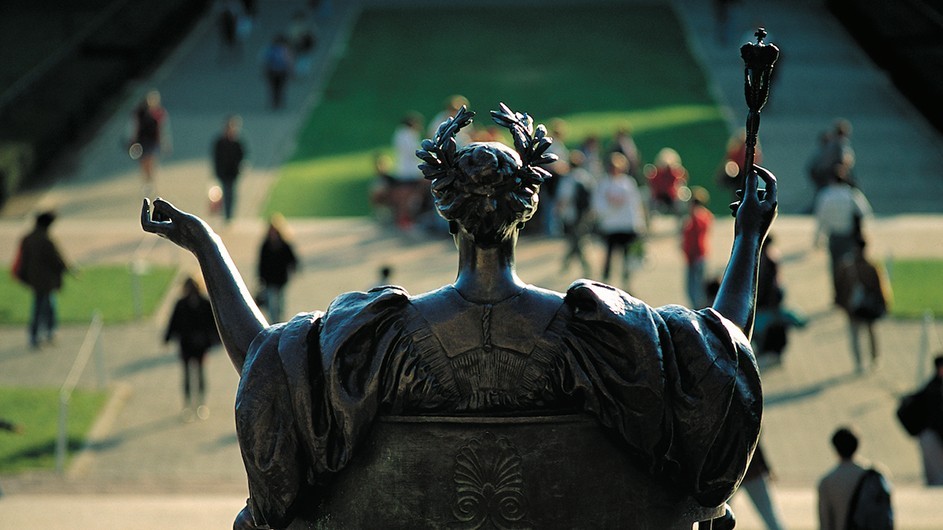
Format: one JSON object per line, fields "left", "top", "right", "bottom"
{"left": 592, "top": 151, "right": 647, "bottom": 288}
{"left": 737, "top": 443, "right": 787, "bottom": 530}
{"left": 15, "top": 210, "right": 69, "bottom": 349}
{"left": 262, "top": 35, "right": 293, "bottom": 109}
{"left": 608, "top": 125, "right": 641, "bottom": 181}
{"left": 817, "top": 426, "right": 894, "bottom": 530}
{"left": 129, "top": 89, "right": 171, "bottom": 191}
{"left": 257, "top": 214, "right": 298, "bottom": 323}
{"left": 216, "top": 0, "right": 244, "bottom": 61}
{"left": 814, "top": 166, "right": 872, "bottom": 304}
{"left": 681, "top": 186, "right": 713, "bottom": 309}
{"left": 388, "top": 112, "right": 426, "bottom": 230}
{"left": 164, "top": 277, "right": 219, "bottom": 422}
{"left": 646, "top": 147, "right": 688, "bottom": 219}
{"left": 809, "top": 119, "right": 855, "bottom": 196}
{"left": 555, "top": 150, "right": 595, "bottom": 277}
{"left": 711, "top": 0, "right": 740, "bottom": 46}
{"left": 835, "top": 236, "right": 891, "bottom": 373}
{"left": 897, "top": 354, "right": 943, "bottom": 485}
{"left": 717, "top": 128, "right": 762, "bottom": 198}
{"left": 212, "top": 114, "right": 246, "bottom": 221}
{"left": 287, "top": 9, "right": 318, "bottom": 76}
{"left": 753, "top": 234, "right": 807, "bottom": 364}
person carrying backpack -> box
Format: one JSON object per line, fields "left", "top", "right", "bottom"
{"left": 817, "top": 426, "right": 894, "bottom": 530}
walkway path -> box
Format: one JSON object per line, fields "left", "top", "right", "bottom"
{"left": 2, "top": 1, "right": 943, "bottom": 528}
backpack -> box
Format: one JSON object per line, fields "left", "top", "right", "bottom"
{"left": 896, "top": 391, "right": 928, "bottom": 436}
{"left": 846, "top": 468, "right": 893, "bottom": 530}
{"left": 11, "top": 238, "right": 26, "bottom": 283}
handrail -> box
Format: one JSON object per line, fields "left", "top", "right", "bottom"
{"left": 56, "top": 310, "right": 105, "bottom": 474}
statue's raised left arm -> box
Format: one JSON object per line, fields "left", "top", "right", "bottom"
{"left": 141, "top": 198, "right": 266, "bottom": 372}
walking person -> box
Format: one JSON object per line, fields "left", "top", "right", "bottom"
{"left": 753, "top": 234, "right": 807, "bottom": 364}
{"left": 216, "top": 0, "right": 245, "bottom": 62}
{"left": 129, "top": 89, "right": 171, "bottom": 191}
{"left": 835, "top": 236, "right": 891, "bottom": 373}
{"left": 212, "top": 114, "right": 246, "bottom": 221}
{"left": 165, "top": 277, "right": 219, "bottom": 421}
{"left": 737, "top": 443, "right": 787, "bottom": 530}
{"left": 814, "top": 166, "right": 872, "bottom": 305}
{"left": 15, "top": 210, "right": 69, "bottom": 349}
{"left": 555, "top": 150, "right": 595, "bottom": 277}
{"left": 681, "top": 187, "right": 713, "bottom": 309}
{"left": 817, "top": 426, "right": 893, "bottom": 530}
{"left": 592, "top": 152, "right": 646, "bottom": 289}
{"left": 257, "top": 214, "right": 298, "bottom": 323}
{"left": 645, "top": 147, "right": 688, "bottom": 219}
{"left": 897, "top": 354, "right": 943, "bottom": 485}
{"left": 262, "top": 35, "right": 293, "bottom": 109}
{"left": 808, "top": 119, "right": 855, "bottom": 196}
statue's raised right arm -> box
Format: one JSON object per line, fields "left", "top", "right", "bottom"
{"left": 711, "top": 164, "right": 777, "bottom": 338}
{"left": 141, "top": 198, "right": 265, "bottom": 372}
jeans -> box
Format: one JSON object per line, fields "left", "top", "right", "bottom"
{"left": 686, "top": 258, "right": 707, "bottom": 309}
{"left": 220, "top": 179, "right": 237, "bottom": 221}
{"left": 740, "top": 475, "right": 786, "bottom": 530}
{"left": 265, "top": 285, "right": 286, "bottom": 323}
{"left": 29, "top": 290, "right": 57, "bottom": 346}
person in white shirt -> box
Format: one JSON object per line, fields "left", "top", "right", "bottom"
{"left": 814, "top": 165, "right": 872, "bottom": 303}
{"left": 592, "top": 152, "right": 647, "bottom": 288}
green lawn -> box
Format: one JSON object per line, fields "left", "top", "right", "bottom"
{"left": 0, "top": 387, "right": 108, "bottom": 473}
{"left": 889, "top": 259, "right": 943, "bottom": 319}
{"left": 1, "top": 264, "right": 176, "bottom": 325}
{"left": 266, "top": 3, "right": 731, "bottom": 218}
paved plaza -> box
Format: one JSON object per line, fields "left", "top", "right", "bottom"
{"left": 2, "top": 1, "right": 943, "bottom": 528}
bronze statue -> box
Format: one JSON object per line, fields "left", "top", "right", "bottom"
{"left": 142, "top": 102, "right": 777, "bottom": 529}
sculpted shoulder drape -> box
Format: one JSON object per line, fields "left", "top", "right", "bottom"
{"left": 236, "top": 281, "right": 761, "bottom": 527}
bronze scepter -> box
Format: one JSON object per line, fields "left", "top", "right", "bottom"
{"left": 739, "top": 27, "right": 780, "bottom": 192}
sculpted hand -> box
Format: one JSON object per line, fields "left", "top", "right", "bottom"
{"left": 141, "top": 198, "right": 212, "bottom": 253}
{"left": 729, "top": 165, "right": 777, "bottom": 242}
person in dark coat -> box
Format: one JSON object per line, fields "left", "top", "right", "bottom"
{"left": 212, "top": 115, "right": 246, "bottom": 221}
{"left": 905, "top": 354, "right": 943, "bottom": 485}
{"left": 257, "top": 215, "right": 298, "bottom": 323}
{"left": 17, "top": 210, "right": 69, "bottom": 349}
{"left": 165, "top": 277, "right": 219, "bottom": 421}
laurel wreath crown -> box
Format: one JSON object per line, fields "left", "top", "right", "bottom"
{"left": 416, "top": 103, "right": 558, "bottom": 195}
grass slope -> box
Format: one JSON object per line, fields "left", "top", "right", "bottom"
{"left": 266, "top": 4, "right": 730, "bottom": 218}
{"left": 1, "top": 265, "right": 176, "bottom": 325}
{"left": 0, "top": 387, "right": 108, "bottom": 473}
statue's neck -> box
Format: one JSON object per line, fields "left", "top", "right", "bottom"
{"left": 453, "top": 234, "right": 524, "bottom": 303}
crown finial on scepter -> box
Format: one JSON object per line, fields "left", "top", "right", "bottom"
{"left": 737, "top": 26, "right": 780, "bottom": 196}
